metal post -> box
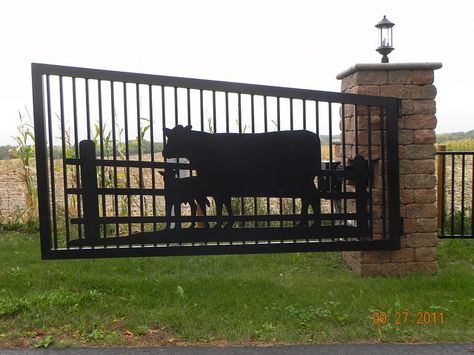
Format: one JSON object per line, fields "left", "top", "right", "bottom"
{"left": 436, "top": 145, "right": 446, "bottom": 231}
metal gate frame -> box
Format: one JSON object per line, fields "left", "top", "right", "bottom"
{"left": 32, "top": 63, "right": 401, "bottom": 259}
{"left": 436, "top": 149, "right": 474, "bottom": 239}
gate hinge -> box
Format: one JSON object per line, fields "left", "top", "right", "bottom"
{"left": 399, "top": 217, "right": 404, "bottom": 236}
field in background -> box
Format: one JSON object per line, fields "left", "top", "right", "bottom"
{"left": 438, "top": 139, "right": 474, "bottom": 152}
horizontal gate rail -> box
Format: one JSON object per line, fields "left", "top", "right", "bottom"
{"left": 32, "top": 63, "right": 396, "bottom": 107}
{"left": 32, "top": 63, "right": 401, "bottom": 259}
{"left": 436, "top": 149, "right": 474, "bottom": 238}
{"left": 69, "top": 213, "right": 361, "bottom": 225}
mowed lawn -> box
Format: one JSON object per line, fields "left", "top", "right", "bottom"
{"left": 0, "top": 233, "right": 473, "bottom": 348}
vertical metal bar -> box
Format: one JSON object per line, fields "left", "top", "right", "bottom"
{"left": 174, "top": 87, "right": 179, "bottom": 126}
{"left": 46, "top": 75, "right": 58, "bottom": 249}
{"left": 72, "top": 78, "right": 83, "bottom": 240}
{"left": 225, "top": 92, "right": 230, "bottom": 133}
{"left": 290, "top": 98, "right": 294, "bottom": 130}
{"left": 161, "top": 86, "right": 167, "bottom": 141}
{"left": 290, "top": 98, "right": 296, "bottom": 227}
{"left": 328, "top": 103, "right": 333, "bottom": 165}
{"left": 461, "top": 154, "right": 466, "bottom": 235}
{"left": 302, "top": 99, "right": 307, "bottom": 130}
{"left": 161, "top": 86, "right": 168, "bottom": 234}
{"left": 221, "top": 91, "right": 231, "bottom": 236}
{"left": 276, "top": 97, "right": 281, "bottom": 130}
{"left": 200, "top": 89, "right": 204, "bottom": 132}
{"left": 380, "top": 107, "right": 387, "bottom": 240}
{"left": 315, "top": 101, "right": 320, "bottom": 136}
{"left": 328, "top": 103, "right": 334, "bottom": 231}
{"left": 137, "top": 83, "right": 145, "bottom": 232}
{"left": 367, "top": 106, "right": 373, "bottom": 161}
{"left": 367, "top": 106, "right": 373, "bottom": 236}
{"left": 251, "top": 95, "right": 257, "bottom": 227}
{"left": 251, "top": 95, "right": 255, "bottom": 132}
{"left": 277, "top": 97, "right": 282, "bottom": 228}
{"left": 98, "top": 81, "right": 107, "bottom": 238}
{"left": 187, "top": 88, "right": 200, "bottom": 233}
{"left": 150, "top": 85, "right": 157, "bottom": 231}
{"left": 238, "top": 93, "right": 244, "bottom": 225}
{"left": 440, "top": 152, "right": 446, "bottom": 235}
{"left": 123, "top": 83, "right": 132, "bottom": 236}
{"left": 451, "top": 154, "right": 455, "bottom": 235}
{"left": 238, "top": 93, "right": 242, "bottom": 133}
{"left": 315, "top": 100, "right": 322, "bottom": 238}
{"left": 264, "top": 96, "right": 270, "bottom": 228}
{"left": 264, "top": 96, "right": 268, "bottom": 133}
{"left": 32, "top": 66, "right": 52, "bottom": 258}
{"left": 187, "top": 88, "right": 191, "bottom": 127}
{"left": 111, "top": 81, "right": 119, "bottom": 236}
{"left": 341, "top": 104, "right": 347, "bottom": 229}
{"left": 59, "top": 76, "right": 70, "bottom": 246}
{"left": 85, "top": 79, "right": 91, "bottom": 140}
{"left": 354, "top": 104, "right": 359, "bottom": 155}
{"left": 303, "top": 99, "right": 308, "bottom": 242}
{"left": 212, "top": 90, "right": 217, "bottom": 133}
{"left": 83, "top": 79, "right": 92, "bottom": 239}
{"left": 471, "top": 154, "right": 474, "bottom": 236}
{"left": 174, "top": 87, "right": 181, "bottom": 229}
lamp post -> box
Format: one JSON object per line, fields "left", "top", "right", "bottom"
{"left": 375, "top": 15, "right": 395, "bottom": 63}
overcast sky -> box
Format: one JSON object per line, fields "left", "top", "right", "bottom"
{"left": 1, "top": 0, "right": 473, "bottom": 145}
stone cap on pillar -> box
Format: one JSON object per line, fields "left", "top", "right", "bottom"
{"left": 336, "top": 62, "right": 442, "bottom": 80}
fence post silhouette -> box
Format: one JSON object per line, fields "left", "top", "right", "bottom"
{"left": 79, "top": 140, "right": 100, "bottom": 243}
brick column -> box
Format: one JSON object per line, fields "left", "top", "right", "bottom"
{"left": 336, "top": 63, "right": 442, "bottom": 276}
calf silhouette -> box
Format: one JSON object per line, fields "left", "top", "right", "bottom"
{"left": 163, "top": 125, "right": 321, "bottom": 228}
{"left": 159, "top": 169, "right": 210, "bottom": 229}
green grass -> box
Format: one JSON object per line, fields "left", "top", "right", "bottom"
{"left": 442, "top": 209, "right": 472, "bottom": 235}
{"left": 0, "top": 233, "right": 473, "bottom": 347}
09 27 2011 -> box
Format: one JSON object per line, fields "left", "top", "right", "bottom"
{"left": 371, "top": 311, "right": 445, "bottom": 325}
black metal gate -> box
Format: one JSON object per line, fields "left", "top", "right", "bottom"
{"left": 32, "top": 63, "right": 401, "bottom": 259}
{"left": 436, "top": 149, "right": 474, "bottom": 238}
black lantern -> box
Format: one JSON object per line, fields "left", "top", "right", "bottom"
{"left": 375, "top": 15, "right": 395, "bottom": 63}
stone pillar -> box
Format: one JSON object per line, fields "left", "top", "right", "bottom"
{"left": 336, "top": 63, "right": 442, "bottom": 276}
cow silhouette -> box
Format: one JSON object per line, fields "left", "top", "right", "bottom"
{"left": 159, "top": 169, "right": 210, "bottom": 229}
{"left": 163, "top": 125, "right": 321, "bottom": 228}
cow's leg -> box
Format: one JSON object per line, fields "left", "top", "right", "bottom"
{"left": 189, "top": 200, "right": 197, "bottom": 228}
{"left": 296, "top": 183, "right": 318, "bottom": 228}
{"left": 310, "top": 190, "right": 321, "bottom": 230}
{"left": 224, "top": 197, "right": 234, "bottom": 229}
{"left": 202, "top": 201, "right": 209, "bottom": 229}
{"left": 198, "top": 196, "right": 209, "bottom": 228}
{"left": 164, "top": 197, "right": 172, "bottom": 229}
{"left": 297, "top": 197, "right": 309, "bottom": 228}
{"left": 214, "top": 197, "right": 223, "bottom": 229}
{"left": 196, "top": 196, "right": 209, "bottom": 228}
